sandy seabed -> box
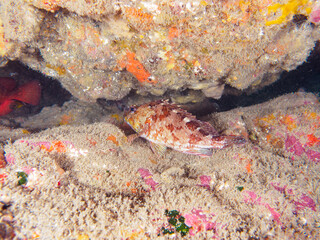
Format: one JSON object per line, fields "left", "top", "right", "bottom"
{"left": 0, "top": 92, "right": 319, "bottom": 239}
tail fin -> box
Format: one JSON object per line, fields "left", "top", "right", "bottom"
{"left": 212, "top": 135, "right": 246, "bottom": 149}
{"left": 9, "top": 81, "right": 41, "bottom": 106}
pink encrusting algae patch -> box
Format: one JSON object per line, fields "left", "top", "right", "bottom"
{"left": 285, "top": 135, "right": 305, "bottom": 156}
{"left": 255, "top": 109, "right": 320, "bottom": 165}
{"left": 21, "top": 166, "right": 34, "bottom": 175}
{"left": 184, "top": 209, "right": 221, "bottom": 237}
{"left": 284, "top": 135, "right": 320, "bottom": 163}
{"left": 197, "top": 175, "right": 211, "bottom": 190}
{"left": 243, "top": 191, "right": 261, "bottom": 205}
{"left": 243, "top": 190, "right": 281, "bottom": 224}
{"left": 305, "top": 149, "right": 320, "bottom": 163}
{"left": 270, "top": 182, "right": 293, "bottom": 195}
{"left": 5, "top": 153, "right": 15, "bottom": 165}
{"left": 271, "top": 182, "right": 317, "bottom": 212}
{"left": 138, "top": 168, "right": 159, "bottom": 191}
{"left": 270, "top": 182, "right": 287, "bottom": 194}
{"left": 264, "top": 204, "right": 281, "bottom": 224}
{"left": 309, "top": 3, "right": 320, "bottom": 23}
{"left": 294, "top": 194, "right": 317, "bottom": 212}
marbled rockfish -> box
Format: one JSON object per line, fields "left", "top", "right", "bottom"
{"left": 124, "top": 100, "right": 245, "bottom": 157}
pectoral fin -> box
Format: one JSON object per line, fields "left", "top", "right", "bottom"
{"left": 183, "top": 148, "right": 213, "bottom": 157}
{"left": 149, "top": 142, "right": 167, "bottom": 156}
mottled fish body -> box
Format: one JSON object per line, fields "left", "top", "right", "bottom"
{"left": 124, "top": 100, "right": 245, "bottom": 157}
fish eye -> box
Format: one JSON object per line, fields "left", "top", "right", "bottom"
{"left": 125, "top": 106, "right": 136, "bottom": 112}
{"left": 124, "top": 105, "right": 137, "bottom": 115}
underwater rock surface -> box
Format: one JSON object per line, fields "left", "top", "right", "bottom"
{"left": 1, "top": 0, "right": 320, "bottom": 101}
{"left": 0, "top": 92, "right": 319, "bottom": 239}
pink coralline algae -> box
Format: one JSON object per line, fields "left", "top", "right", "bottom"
{"left": 197, "top": 175, "right": 211, "bottom": 190}
{"left": 310, "top": 4, "right": 320, "bottom": 23}
{"left": 271, "top": 182, "right": 316, "bottom": 212}
{"left": 294, "top": 194, "right": 317, "bottom": 212}
{"left": 184, "top": 209, "right": 219, "bottom": 236}
{"left": 21, "top": 166, "right": 34, "bottom": 175}
{"left": 270, "top": 182, "right": 293, "bottom": 195}
{"left": 285, "top": 135, "right": 320, "bottom": 163}
{"left": 138, "top": 168, "right": 159, "bottom": 190}
{"left": 243, "top": 190, "right": 281, "bottom": 224}
{"left": 243, "top": 191, "right": 262, "bottom": 205}
{"left": 285, "top": 135, "right": 305, "bottom": 156}
{"left": 305, "top": 149, "right": 320, "bottom": 163}
{"left": 5, "top": 153, "right": 15, "bottom": 165}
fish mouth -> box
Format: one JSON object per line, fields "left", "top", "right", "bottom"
{"left": 124, "top": 116, "right": 134, "bottom": 129}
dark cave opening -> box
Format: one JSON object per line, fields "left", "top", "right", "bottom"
{"left": 215, "top": 41, "right": 320, "bottom": 112}
{"left": 0, "top": 61, "right": 72, "bottom": 118}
